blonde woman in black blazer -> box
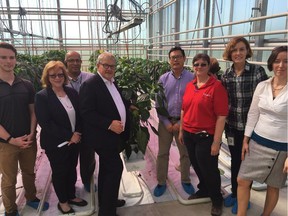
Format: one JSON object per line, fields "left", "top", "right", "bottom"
{"left": 35, "top": 61, "right": 87, "bottom": 214}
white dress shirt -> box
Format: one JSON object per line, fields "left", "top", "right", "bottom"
{"left": 245, "top": 77, "right": 287, "bottom": 143}
{"left": 97, "top": 72, "right": 126, "bottom": 128}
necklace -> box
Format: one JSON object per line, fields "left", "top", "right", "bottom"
{"left": 58, "top": 95, "right": 73, "bottom": 109}
{"left": 271, "top": 79, "right": 286, "bottom": 92}
{"left": 272, "top": 86, "right": 285, "bottom": 92}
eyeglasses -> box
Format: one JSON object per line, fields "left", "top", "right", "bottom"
{"left": 100, "top": 63, "right": 116, "bottom": 70}
{"left": 66, "top": 59, "right": 81, "bottom": 63}
{"left": 170, "top": 55, "right": 183, "bottom": 60}
{"left": 193, "top": 63, "right": 208, "bottom": 67}
{"left": 49, "top": 73, "right": 65, "bottom": 79}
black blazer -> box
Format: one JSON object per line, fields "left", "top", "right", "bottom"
{"left": 35, "top": 86, "right": 81, "bottom": 150}
{"left": 79, "top": 73, "right": 130, "bottom": 152}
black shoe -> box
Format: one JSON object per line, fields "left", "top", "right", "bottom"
{"left": 116, "top": 199, "right": 125, "bottom": 207}
{"left": 4, "top": 210, "right": 19, "bottom": 216}
{"left": 57, "top": 203, "right": 75, "bottom": 214}
{"left": 211, "top": 204, "right": 223, "bottom": 216}
{"left": 188, "top": 191, "right": 209, "bottom": 200}
{"left": 68, "top": 199, "right": 88, "bottom": 207}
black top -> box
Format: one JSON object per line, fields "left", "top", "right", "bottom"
{"left": 79, "top": 74, "right": 130, "bottom": 152}
{"left": 35, "top": 86, "right": 81, "bottom": 150}
{"left": 0, "top": 76, "right": 35, "bottom": 142}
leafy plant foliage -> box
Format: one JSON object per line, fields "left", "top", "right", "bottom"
{"left": 114, "top": 57, "right": 170, "bottom": 158}
{"left": 15, "top": 50, "right": 66, "bottom": 92}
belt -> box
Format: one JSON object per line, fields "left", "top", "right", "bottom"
{"left": 168, "top": 116, "right": 180, "bottom": 121}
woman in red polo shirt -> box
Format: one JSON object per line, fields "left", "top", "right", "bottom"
{"left": 179, "top": 53, "right": 228, "bottom": 216}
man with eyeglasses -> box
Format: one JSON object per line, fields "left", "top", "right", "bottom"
{"left": 65, "top": 51, "right": 96, "bottom": 193}
{"left": 153, "top": 46, "right": 195, "bottom": 197}
{"left": 79, "top": 52, "right": 130, "bottom": 216}
{"left": 0, "top": 42, "right": 49, "bottom": 216}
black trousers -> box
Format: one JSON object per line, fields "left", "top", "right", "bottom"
{"left": 225, "top": 128, "right": 244, "bottom": 197}
{"left": 183, "top": 130, "right": 223, "bottom": 206}
{"left": 45, "top": 144, "right": 79, "bottom": 203}
{"left": 79, "top": 142, "right": 96, "bottom": 185}
{"left": 96, "top": 148, "right": 123, "bottom": 216}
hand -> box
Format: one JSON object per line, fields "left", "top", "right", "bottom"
{"left": 165, "top": 123, "right": 173, "bottom": 133}
{"left": 69, "top": 132, "right": 81, "bottom": 145}
{"left": 178, "top": 130, "right": 184, "bottom": 145}
{"left": 129, "top": 104, "right": 139, "bottom": 111}
{"left": 9, "top": 135, "right": 33, "bottom": 149}
{"left": 283, "top": 158, "right": 288, "bottom": 173}
{"left": 211, "top": 142, "right": 221, "bottom": 156}
{"left": 241, "top": 141, "right": 249, "bottom": 160}
{"left": 172, "top": 123, "right": 180, "bottom": 132}
{"left": 109, "top": 120, "right": 124, "bottom": 134}
{"left": 26, "top": 132, "right": 36, "bottom": 142}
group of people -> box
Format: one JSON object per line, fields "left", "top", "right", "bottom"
{"left": 154, "top": 39, "right": 287, "bottom": 216}
{"left": 36, "top": 51, "right": 129, "bottom": 216}
{"left": 0, "top": 38, "right": 286, "bottom": 216}
{"left": 0, "top": 44, "right": 127, "bottom": 216}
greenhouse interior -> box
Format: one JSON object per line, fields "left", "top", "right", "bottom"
{"left": 0, "top": 0, "right": 287, "bottom": 215}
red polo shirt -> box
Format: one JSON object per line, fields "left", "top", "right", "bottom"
{"left": 182, "top": 76, "right": 228, "bottom": 134}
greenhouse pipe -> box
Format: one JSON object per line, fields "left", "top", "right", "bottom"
{"left": 73, "top": 177, "right": 96, "bottom": 216}
{"left": 149, "top": 0, "right": 177, "bottom": 15}
{"left": 35, "top": 170, "right": 52, "bottom": 216}
{"left": 148, "top": 12, "right": 287, "bottom": 40}
{"left": 149, "top": 29, "right": 288, "bottom": 46}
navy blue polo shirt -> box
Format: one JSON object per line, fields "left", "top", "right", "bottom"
{"left": 0, "top": 75, "right": 35, "bottom": 142}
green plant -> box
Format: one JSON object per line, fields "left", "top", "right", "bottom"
{"left": 88, "top": 50, "right": 103, "bottom": 73}
{"left": 114, "top": 57, "right": 170, "bottom": 158}
{"left": 15, "top": 50, "right": 66, "bottom": 92}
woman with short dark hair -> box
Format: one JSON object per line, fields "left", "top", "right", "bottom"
{"left": 179, "top": 53, "right": 228, "bottom": 216}
{"left": 237, "top": 46, "right": 288, "bottom": 216}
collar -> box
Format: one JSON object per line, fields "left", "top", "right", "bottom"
{"left": 227, "top": 61, "right": 250, "bottom": 76}
{"left": 68, "top": 72, "right": 82, "bottom": 82}
{"left": 0, "top": 73, "right": 21, "bottom": 84}
{"left": 170, "top": 68, "right": 185, "bottom": 79}
{"left": 97, "top": 71, "right": 115, "bottom": 85}
{"left": 192, "top": 75, "right": 216, "bottom": 87}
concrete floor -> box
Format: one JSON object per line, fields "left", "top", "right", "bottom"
{"left": 116, "top": 188, "right": 287, "bottom": 216}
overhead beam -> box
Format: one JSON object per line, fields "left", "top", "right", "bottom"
{"left": 107, "top": 18, "right": 143, "bottom": 38}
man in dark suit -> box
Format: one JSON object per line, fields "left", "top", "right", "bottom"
{"left": 79, "top": 52, "right": 130, "bottom": 216}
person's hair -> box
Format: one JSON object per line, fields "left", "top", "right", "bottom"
{"left": 168, "top": 46, "right": 185, "bottom": 58}
{"left": 223, "top": 37, "right": 253, "bottom": 61}
{"left": 0, "top": 42, "right": 17, "bottom": 56}
{"left": 41, "top": 61, "right": 69, "bottom": 88}
{"left": 209, "top": 57, "right": 221, "bottom": 74}
{"left": 192, "top": 53, "right": 210, "bottom": 65}
{"left": 96, "top": 52, "right": 116, "bottom": 64}
{"left": 267, "top": 46, "right": 287, "bottom": 71}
